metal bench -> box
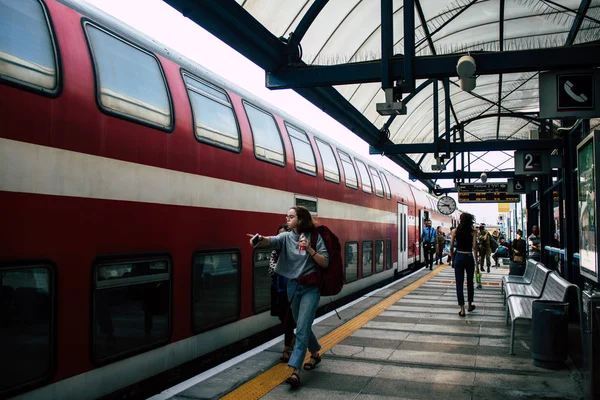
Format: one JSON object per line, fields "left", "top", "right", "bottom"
{"left": 503, "top": 263, "right": 551, "bottom": 305}
{"left": 505, "top": 272, "right": 580, "bottom": 355}
{"left": 501, "top": 259, "right": 537, "bottom": 295}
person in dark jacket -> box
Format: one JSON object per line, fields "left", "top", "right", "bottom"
{"left": 492, "top": 237, "right": 511, "bottom": 267}
{"left": 269, "top": 224, "right": 296, "bottom": 362}
{"left": 435, "top": 226, "right": 446, "bottom": 265}
{"left": 511, "top": 229, "right": 527, "bottom": 263}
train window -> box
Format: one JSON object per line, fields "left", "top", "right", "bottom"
{"left": 0, "top": 264, "right": 53, "bottom": 395}
{"left": 92, "top": 256, "right": 171, "bottom": 364}
{"left": 375, "top": 240, "right": 384, "bottom": 273}
{"left": 192, "top": 250, "right": 240, "bottom": 332}
{"left": 183, "top": 73, "right": 240, "bottom": 152}
{"left": 381, "top": 172, "right": 392, "bottom": 200}
{"left": 337, "top": 150, "right": 358, "bottom": 189}
{"left": 369, "top": 167, "right": 385, "bottom": 198}
{"left": 362, "top": 241, "right": 373, "bottom": 278}
{"left": 244, "top": 102, "right": 285, "bottom": 166}
{"left": 354, "top": 159, "right": 372, "bottom": 194}
{"left": 345, "top": 242, "right": 358, "bottom": 283}
{"left": 285, "top": 123, "right": 317, "bottom": 176}
{"left": 315, "top": 139, "right": 340, "bottom": 183}
{"left": 84, "top": 23, "right": 173, "bottom": 130}
{"left": 386, "top": 238, "right": 392, "bottom": 269}
{"left": 253, "top": 250, "right": 271, "bottom": 314}
{"left": 0, "top": 0, "right": 58, "bottom": 94}
{"left": 295, "top": 195, "right": 318, "bottom": 214}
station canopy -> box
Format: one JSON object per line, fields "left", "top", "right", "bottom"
{"left": 167, "top": 0, "right": 600, "bottom": 189}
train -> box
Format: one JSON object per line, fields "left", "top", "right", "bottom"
{"left": 0, "top": 0, "right": 458, "bottom": 399}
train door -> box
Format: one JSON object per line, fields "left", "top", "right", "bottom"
{"left": 419, "top": 210, "right": 429, "bottom": 264}
{"left": 397, "top": 203, "right": 408, "bottom": 271}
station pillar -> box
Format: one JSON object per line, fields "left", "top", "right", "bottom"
{"left": 538, "top": 174, "right": 553, "bottom": 268}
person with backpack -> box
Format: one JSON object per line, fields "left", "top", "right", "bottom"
{"left": 435, "top": 226, "right": 446, "bottom": 265}
{"left": 477, "top": 224, "right": 492, "bottom": 273}
{"left": 269, "top": 224, "right": 296, "bottom": 363}
{"left": 248, "top": 206, "right": 329, "bottom": 389}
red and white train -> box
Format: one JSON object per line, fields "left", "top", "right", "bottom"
{"left": 0, "top": 0, "right": 458, "bottom": 398}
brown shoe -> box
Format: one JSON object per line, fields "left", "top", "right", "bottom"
{"left": 303, "top": 354, "right": 321, "bottom": 370}
{"left": 285, "top": 372, "right": 300, "bottom": 388}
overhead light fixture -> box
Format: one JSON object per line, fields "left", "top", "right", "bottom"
{"left": 456, "top": 55, "right": 477, "bottom": 92}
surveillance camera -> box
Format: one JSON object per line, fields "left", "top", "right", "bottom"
{"left": 459, "top": 76, "right": 476, "bottom": 92}
{"left": 480, "top": 172, "right": 488, "bottom": 183}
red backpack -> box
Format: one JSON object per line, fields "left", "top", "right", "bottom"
{"left": 310, "top": 225, "right": 344, "bottom": 296}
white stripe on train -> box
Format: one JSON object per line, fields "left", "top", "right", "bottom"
{"left": 0, "top": 138, "right": 410, "bottom": 225}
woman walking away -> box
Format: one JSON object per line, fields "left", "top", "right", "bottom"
{"left": 450, "top": 213, "right": 479, "bottom": 317}
{"left": 269, "top": 224, "right": 296, "bottom": 362}
{"left": 248, "top": 206, "right": 329, "bottom": 389}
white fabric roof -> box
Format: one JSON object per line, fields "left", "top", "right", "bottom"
{"left": 237, "top": 0, "right": 600, "bottom": 181}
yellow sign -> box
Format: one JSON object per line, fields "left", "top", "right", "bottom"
{"left": 498, "top": 203, "right": 510, "bottom": 213}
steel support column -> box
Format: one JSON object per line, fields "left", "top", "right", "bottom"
{"left": 403, "top": 0, "right": 415, "bottom": 92}
{"left": 526, "top": 185, "right": 539, "bottom": 234}
{"left": 266, "top": 44, "right": 600, "bottom": 88}
{"left": 369, "top": 139, "right": 562, "bottom": 154}
{"left": 562, "top": 119, "right": 588, "bottom": 284}
{"left": 539, "top": 174, "right": 553, "bottom": 267}
{"left": 433, "top": 79, "right": 439, "bottom": 159}
{"left": 381, "top": 0, "right": 393, "bottom": 89}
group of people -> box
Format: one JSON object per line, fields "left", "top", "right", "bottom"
{"left": 448, "top": 215, "right": 547, "bottom": 316}
{"left": 250, "top": 206, "right": 329, "bottom": 389}
{"left": 420, "top": 220, "right": 450, "bottom": 269}
{"left": 251, "top": 206, "right": 550, "bottom": 389}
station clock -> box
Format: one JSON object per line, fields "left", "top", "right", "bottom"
{"left": 437, "top": 195, "right": 457, "bottom": 215}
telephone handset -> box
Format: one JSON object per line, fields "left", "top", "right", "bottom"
{"left": 564, "top": 80, "right": 588, "bottom": 103}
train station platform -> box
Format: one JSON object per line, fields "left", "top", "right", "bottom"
{"left": 150, "top": 263, "right": 584, "bottom": 400}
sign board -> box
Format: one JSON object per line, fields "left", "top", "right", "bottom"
{"left": 459, "top": 183, "right": 507, "bottom": 193}
{"left": 514, "top": 151, "right": 550, "bottom": 175}
{"left": 458, "top": 192, "right": 521, "bottom": 203}
{"left": 540, "top": 70, "right": 600, "bottom": 119}
{"left": 498, "top": 203, "right": 510, "bottom": 213}
{"left": 557, "top": 74, "right": 595, "bottom": 110}
{"left": 507, "top": 178, "right": 528, "bottom": 194}
{"left": 577, "top": 131, "right": 600, "bottom": 283}
{"left": 458, "top": 183, "right": 520, "bottom": 203}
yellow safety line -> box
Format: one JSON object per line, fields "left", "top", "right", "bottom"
{"left": 220, "top": 266, "right": 446, "bottom": 400}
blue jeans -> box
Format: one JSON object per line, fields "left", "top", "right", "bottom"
{"left": 287, "top": 279, "right": 321, "bottom": 369}
{"left": 454, "top": 252, "right": 475, "bottom": 306}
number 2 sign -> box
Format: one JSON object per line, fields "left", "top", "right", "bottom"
{"left": 523, "top": 152, "right": 542, "bottom": 172}
{"left": 515, "top": 151, "right": 548, "bottom": 175}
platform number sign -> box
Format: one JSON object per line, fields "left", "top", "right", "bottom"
{"left": 523, "top": 152, "right": 542, "bottom": 172}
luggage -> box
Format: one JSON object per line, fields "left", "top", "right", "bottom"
{"left": 310, "top": 226, "right": 344, "bottom": 296}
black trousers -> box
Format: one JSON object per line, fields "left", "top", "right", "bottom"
{"left": 454, "top": 252, "right": 475, "bottom": 306}
{"left": 423, "top": 243, "right": 435, "bottom": 268}
{"left": 271, "top": 286, "right": 296, "bottom": 346}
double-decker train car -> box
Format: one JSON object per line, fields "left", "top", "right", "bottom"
{"left": 0, "top": 0, "right": 456, "bottom": 398}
